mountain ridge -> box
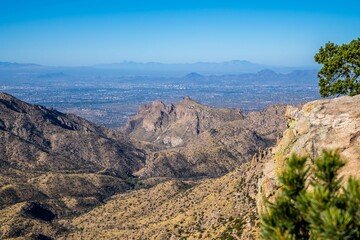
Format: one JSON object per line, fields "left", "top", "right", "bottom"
{"left": 0, "top": 60, "right": 318, "bottom": 76}
{"left": 0, "top": 92, "right": 145, "bottom": 175}
{"left": 122, "top": 97, "right": 286, "bottom": 178}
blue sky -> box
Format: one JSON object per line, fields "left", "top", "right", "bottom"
{"left": 0, "top": 0, "right": 359, "bottom": 66}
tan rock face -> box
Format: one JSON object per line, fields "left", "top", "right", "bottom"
{"left": 258, "top": 95, "right": 360, "bottom": 212}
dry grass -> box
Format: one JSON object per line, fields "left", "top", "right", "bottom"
{"left": 62, "top": 158, "right": 265, "bottom": 240}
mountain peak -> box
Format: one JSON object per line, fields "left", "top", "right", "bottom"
{"left": 181, "top": 95, "right": 194, "bottom": 103}
{"left": 257, "top": 69, "right": 277, "bottom": 75}
{"left": 178, "top": 96, "right": 202, "bottom": 107}
{"left": 184, "top": 72, "right": 205, "bottom": 81}
{"left": 225, "top": 60, "right": 253, "bottom": 65}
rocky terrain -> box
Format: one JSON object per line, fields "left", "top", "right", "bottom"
{"left": 122, "top": 96, "right": 245, "bottom": 147}
{"left": 0, "top": 93, "right": 286, "bottom": 239}
{"left": 123, "top": 97, "right": 287, "bottom": 178}
{"left": 61, "top": 150, "right": 271, "bottom": 240}
{"left": 63, "top": 94, "right": 359, "bottom": 240}
{"left": 1, "top": 92, "right": 359, "bottom": 240}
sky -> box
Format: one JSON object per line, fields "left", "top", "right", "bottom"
{"left": 0, "top": 0, "right": 359, "bottom": 67}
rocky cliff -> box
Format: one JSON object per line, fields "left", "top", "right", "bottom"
{"left": 258, "top": 94, "right": 360, "bottom": 213}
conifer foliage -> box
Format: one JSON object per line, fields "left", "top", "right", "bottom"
{"left": 260, "top": 150, "right": 360, "bottom": 240}
{"left": 315, "top": 38, "right": 360, "bottom": 97}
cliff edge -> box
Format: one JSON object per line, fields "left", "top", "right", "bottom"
{"left": 258, "top": 94, "right": 360, "bottom": 212}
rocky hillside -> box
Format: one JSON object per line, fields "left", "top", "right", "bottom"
{"left": 0, "top": 93, "right": 287, "bottom": 239}
{"left": 122, "top": 96, "right": 245, "bottom": 147}
{"left": 0, "top": 92, "right": 146, "bottom": 176}
{"left": 60, "top": 150, "right": 271, "bottom": 240}
{"left": 62, "top": 94, "right": 360, "bottom": 240}
{"left": 258, "top": 94, "right": 360, "bottom": 212}
{"left": 124, "top": 97, "right": 287, "bottom": 178}
{"left": 0, "top": 92, "right": 146, "bottom": 239}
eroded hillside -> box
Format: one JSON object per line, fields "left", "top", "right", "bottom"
{"left": 0, "top": 93, "right": 146, "bottom": 239}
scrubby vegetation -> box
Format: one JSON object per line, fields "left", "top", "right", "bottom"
{"left": 260, "top": 150, "right": 360, "bottom": 239}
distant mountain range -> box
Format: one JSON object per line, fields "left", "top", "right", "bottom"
{"left": 182, "top": 69, "right": 318, "bottom": 84}
{"left": 0, "top": 60, "right": 319, "bottom": 76}
{"left": 93, "top": 60, "right": 319, "bottom": 75}
{"left": 0, "top": 62, "right": 41, "bottom": 67}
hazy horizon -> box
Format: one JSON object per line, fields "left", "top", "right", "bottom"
{"left": 0, "top": 59, "right": 319, "bottom": 69}
{"left": 1, "top": 1, "right": 359, "bottom": 67}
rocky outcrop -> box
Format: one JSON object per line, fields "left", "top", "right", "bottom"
{"left": 258, "top": 94, "right": 360, "bottom": 212}
{"left": 124, "top": 97, "right": 287, "bottom": 178}
{"left": 122, "top": 96, "right": 245, "bottom": 147}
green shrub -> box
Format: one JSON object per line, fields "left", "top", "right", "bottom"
{"left": 260, "top": 150, "right": 360, "bottom": 240}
